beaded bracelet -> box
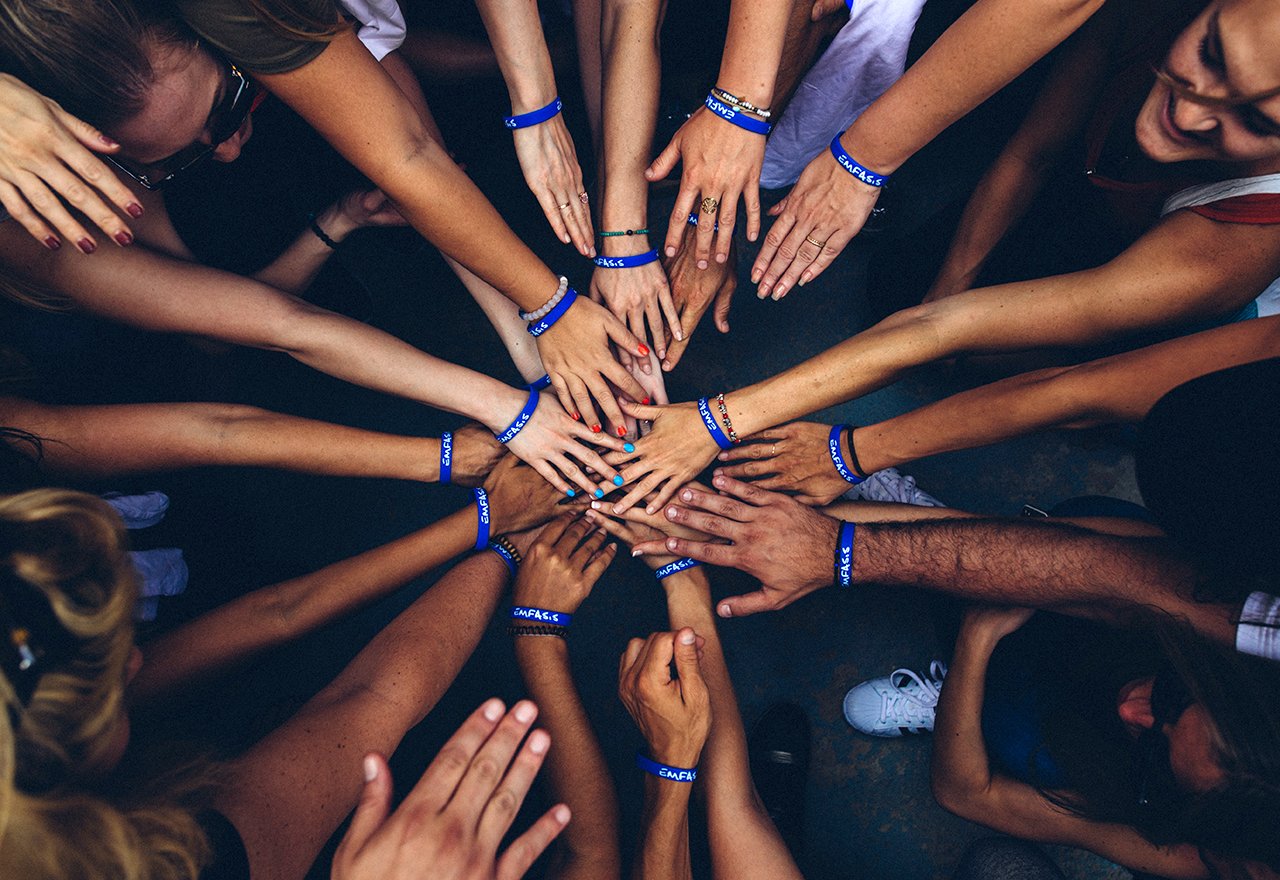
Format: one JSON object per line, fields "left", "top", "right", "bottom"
{"left": 709, "top": 86, "right": 771, "bottom": 119}
{"left": 704, "top": 93, "right": 772, "bottom": 136}
{"left": 519, "top": 276, "right": 570, "bottom": 322}
{"left": 599, "top": 228, "right": 649, "bottom": 238}
{"left": 473, "top": 487, "right": 491, "bottom": 551}
{"left": 307, "top": 212, "right": 339, "bottom": 250}
{"left": 697, "top": 397, "right": 733, "bottom": 450}
{"left": 439, "top": 431, "right": 453, "bottom": 484}
{"left": 715, "top": 393, "right": 739, "bottom": 444}
{"left": 655, "top": 557, "right": 702, "bottom": 580}
{"left": 834, "top": 521, "right": 855, "bottom": 587}
{"left": 636, "top": 752, "right": 697, "bottom": 783}
{"left": 829, "top": 132, "right": 889, "bottom": 188}
{"left": 594, "top": 250, "right": 660, "bottom": 269}
{"left": 511, "top": 605, "right": 572, "bottom": 626}
{"left": 508, "top": 623, "right": 568, "bottom": 639}
{"left": 527, "top": 288, "right": 579, "bottom": 337}
{"left": 504, "top": 97, "right": 562, "bottom": 129}
{"left": 494, "top": 388, "right": 540, "bottom": 444}
{"left": 828, "top": 424, "right": 864, "bottom": 484}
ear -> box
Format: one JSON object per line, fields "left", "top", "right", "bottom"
{"left": 1117, "top": 678, "right": 1156, "bottom": 731}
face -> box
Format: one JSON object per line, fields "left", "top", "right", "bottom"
{"left": 1135, "top": 0, "right": 1280, "bottom": 172}
{"left": 110, "top": 40, "right": 255, "bottom": 174}
{"left": 1117, "top": 676, "right": 1227, "bottom": 794}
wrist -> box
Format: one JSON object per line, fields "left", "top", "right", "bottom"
{"left": 315, "top": 206, "right": 356, "bottom": 243}
{"left": 483, "top": 385, "right": 528, "bottom": 435}
{"left": 646, "top": 741, "right": 704, "bottom": 771}
{"left": 507, "top": 77, "right": 558, "bottom": 115}
{"left": 600, "top": 234, "right": 654, "bottom": 258}
{"left": 839, "top": 118, "right": 906, "bottom": 176}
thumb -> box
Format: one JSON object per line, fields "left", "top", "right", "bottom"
{"left": 672, "top": 628, "right": 705, "bottom": 691}
{"left": 619, "top": 399, "right": 664, "bottom": 421}
{"left": 55, "top": 105, "right": 119, "bottom": 151}
{"left": 361, "top": 190, "right": 385, "bottom": 212}
{"left": 716, "top": 589, "right": 780, "bottom": 619}
{"left": 341, "top": 753, "right": 394, "bottom": 856}
{"left": 646, "top": 135, "right": 681, "bottom": 182}
{"left": 713, "top": 285, "right": 732, "bottom": 333}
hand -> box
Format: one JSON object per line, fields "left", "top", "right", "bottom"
{"left": 660, "top": 224, "right": 735, "bottom": 372}
{"left": 485, "top": 453, "right": 575, "bottom": 535}
{"left": 499, "top": 389, "right": 626, "bottom": 497}
{"left": 647, "top": 107, "right": 765, "bottom": 269}
{"left": 536, "top": 298, "right": 648, "bottom": 436}
{"left": 583, "top": 486, "right": 717, "bottom": 569}
{"left": 0, "top": 73, "right": 142, "bottom": 253}
{"left": 810, "top": 0, "right": 849, "bottom": 19}
{"left": 589, "top": 245, "right": 680, "bottom": 368}
{"left": 332, "top": 699, "right": 568, "bottom": 880}
{"left": 512, "top": 513, "right": 617, "bottom": 615}
{"left": 960, "top": 605, "right": 1036, "bottom": 642}
{"left": 617, "top": 629, "right": 711, "bottom": 768}
{"left": 612, "top": 351, "right": 670, "bottom": 441}
{"left": 713, "top": 422, "right": 851, "bottom": 506}
{"left": 316, "top": 189, "right": 408, "bottom": 242}
{"left": 751, "top": 147, "right": 882, "bottom": 299}
{"left": 512, "top": 117, "right": 594, "bottom": 257}
{"left": 631, "top": 475, "right": 841, "bottom": 619}
{"left": 597, "top": 400, "right": 720, "bottom": 515}
{"left": 452, "top": 422, "right": 507, "bottom": 487}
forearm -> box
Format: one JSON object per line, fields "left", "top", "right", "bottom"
{"left": 475, "top": 0, "right": 560, "bottom": 114}
{"left": 0, "top": 398, "right": 439, "bottom": 482}
{"left": 841, "top": 0, "right": 1106, "bottom": 173}
{"left": 514, "top": 637, "right": 621, "bottom": 879}
{"left": 930, "top": 623, "right": 1000, "bottom": 808}
{"left": 251, "top": 208, "right": 349, "bottom": 294}
{"left": 716, "top": 0, "right": 793, "bottom": 106}
{"left": 133, "top": 505, "right": 477, "bottom": 702}
{"left": 634, "top": 780, "right": 694, "bottom": 880}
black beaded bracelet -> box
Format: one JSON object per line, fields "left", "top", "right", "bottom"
{"left": 508, "top": 624, "right": 568, "bottom": 639}
{"left": 307, "top": 212, "right": 339, "bottom": 250}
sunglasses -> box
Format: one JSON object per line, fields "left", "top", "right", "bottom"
{"left": 107, "top": 59, "right": 256, "bottom": 191}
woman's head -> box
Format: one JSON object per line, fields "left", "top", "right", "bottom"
{"left": 1136, "top": 0, "right": 1280, "bottom": 171}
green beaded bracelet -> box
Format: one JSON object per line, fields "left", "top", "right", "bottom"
{"left": 599, "top": 228, "right": 649, "bottom": 238}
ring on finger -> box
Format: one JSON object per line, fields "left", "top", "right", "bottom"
{"left": 804, "top": 234, "right": 828, "bottom": 249}
{"left": 701, "top": 196, "right": 719, "bottom": 214}
{"left": 558, "top": 202, "right": 572, "bottom": 211}
{"left": 771, "top": 443, "right": 777, "bottom": 456}
{"left": 578, "top": 191, "right": 590, "bottom": 205}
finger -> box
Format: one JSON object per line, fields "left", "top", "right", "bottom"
{"left": 583, "top": 508, "right": 642, "bottom": 546}
{"left": 694, "top": 195, "right": 718, "bottom": 268}
{"left": 588, "top": 376, "right": 630, "bottom": 439}
{"left": 710, "top": 472, "right": 777, "bottom": 507}
{"left": 678, "top": 483, "right": 758, "bottom": 522}
{"left": 797, "top": 227, "right": 855, "bottom": 287}
{"left": 530, "top": 457, "right": 575, "bottom": 497}
{"left": 535, "top": 512, "right": 579, "bottom": 549}
{"left": 772, "top": 226, "right": 829, "bottom": 299}
{"left": 664, "top": 178, "right": 700, "bottom": 258}
{"left": 661, "top": 331, "right": 692, "bottom": 372}
{"left": 627, "top": 310, "right": 653, "bottom": 374}
{"left": 556, "top": 512, "right": 596, "bottom": 555}
{"left": 640, "top": 631, "right": 677, "bottom": 687}
{"left": 568, "top": 418, "right": 625, "bottom": 454}
{"left": 602, "top": 311, "right": 650, "bottom": 363}
{"left": 608, "top": 470, "right": 667, "bottom": 515}
{"left": 655, "top": 280, "right": 683, "bottom": 346}
{"left": 549, "top": 373, "right": 580, "bottom": 424}
{"left": 571, "top": 526, "right": 609, "bottom": 567}
{"left": 717, "top": 441, "right": 780, "bottom": 463}
{"left": 717, "top": 459, "right": 778, "bottom": 480}
{"left": 641, "top": 297, "right": 666, "bottom": 363}
{"left": 714, "top": 281, "right": 733, "bottom": 333}
{"left": 53, "top": 107, "right": 120, "bottom": 153}
{"left": 496, "top": 803, "right": 571, "bottom": 880}
{"left": 0, "top": 181, "right": 58, "bottom": 249}
{"left": 744, "top": 184, "right": 762, "bottom": 242}
{"left": 718, "top": 588, "right": 783, "bottom": 619}
{"left": 654, "top": 535, "right": 738, "bottom": 567}
{"left": 338, "top": 752, "right": 393, "bottom": 859}
{"left": 50, "top": 146, "right": 143, "bottom": 233}
{"left": 664, "top": 503, "right": 743, "bottom": 541}
{"left": 646, "top": 134, "right": 682, "bottom": 184}
{"left": 477, "top": 726, "right": 552, "bottom": 847}
{"left": 600, "top": 360, "right": 648, "bottom": 411}
{"left": 38, "top": 158, "right": 137, "bottom": 246}
{"left": 671, "top": 627, "right": 707, "bottom": 697}
{"left": 566, "top": 374, "right": 603, "bottom": 435}
{"left": 564, "top": 445, "right": 620, "bottom": 495}
{"left": 449, "top": 700, "right": 540, "bottom": 813}
{"left": 568, "top": 189, "right": 594, "bottom": 257}
{"left": 712, "top": 191, "right": 738, "bottom": 264}
{"left": 550, "top": 452, "right": 598, "bottom": 497}
{"left": 620, "top": 636, "right": 646, "bottom": 684}
{"left": 11, "top": 171, "right": 98, "bottom": 252}
{"left": 410, "top": 698, "right": 506, "bottom": 810}
{"left": 617, "top": 399, "right": 664, "bottom": 422}
{"left": 752, "top": 211, "right": 797, "bottom": 293}
{"left": 534, "top": 185, "right": 573, "bottom": 246}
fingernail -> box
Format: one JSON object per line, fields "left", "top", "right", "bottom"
{"left": 514, "top": 701, "right": 536, "bottom": 723}
{"left": 714, "top": 475, "right": 726, "bottom": 488}
{"left": 114, "top": 230, "right": 133, "bottom": 246}
{"left": 594, "top": 489, "right": 605, "bottom": 499}
{"left": 43, "top": 236, "right": 61, "bottom": 250}
{"left": 666, "top": 537, "right": 679, "bottom": 550}
{"left": 717, "top": 453, "right": 727, "bottom": 461}
{"left": 566, "top": 489, "right": 576, "bottom": 497}
{"left": 642, "top": 397, "right": 651, "bottom": 405}
{"left": 666, "top": 246, "right": 675, "bottom": 257}
{"left": 623, "top": 442, "right": 635, "bottom": 453}
{"left": 100, "top": 134, "right": 119, "bottom": 147}
{"left": 631, "top": 548, "right": 642, "bottom": 557}
{"left": 681, "top": 489, "right": 693, "bottom": 501}
{"left": 363, "top": 755, "right": 379, "bottom": 782}
{"left": 662, "top": 361, "right": 672, "bottom": 371}
{"left": 666, "top": 506, "right": 678, "bottom": 519}
{"left": 716, "top": 253, "right": 727, "bottom": 264}
{"left": 590, "top": 501, "right": 602, "bottom": 510}
{"left": 774, "top": 284, "right": 786, "bottom": 298}
{"left": 797, "top": 277, "right": 806, "bottom": 288}
{"left": 719, "top": 603, "right": 733, "bottom": 618}
{"left": 680, "top": 630, "right": 697, "bottom": 644}
{"left": 529, "top": 730, "right": 550, "bottom": 754}
{"left": 714, "top": 467, "right": 724, "bottom": 475}
{"left": 483, "top": 699, "right": 504, "bottom": 721}
{"left": 554, "top": 804, "right": 572, "bottom": 823}
{"left": 613, "top": 475, "right": 624, "bottom": 486}
{"left": 77, "top": 238, "right": 96, "bottom": 254}
{"left": 616, "top": 426, "right": 627, "bottom": 437}
{"left": 126, "top": 202, "right": 144, "bottom": 218}
{"left": 572, "top": 412, "right": 581, "bottom": 421}
{"left": 638, "top": 343, "right": 650, "bottom": 356}
{"left": 591, "top": 424, "right": 601, "bottom": 433}
{"left": 697, "top": 260, "right": 708, "bottom": 270}
{"left": 751, "top": 271, "right": 762, "bottom": 284}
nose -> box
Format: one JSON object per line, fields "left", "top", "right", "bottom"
{"left": 1171, "top": 94, "right": 1221, "bottom": 136}
{"left": 212, "top": 138, "right": 243, "bottom": 163}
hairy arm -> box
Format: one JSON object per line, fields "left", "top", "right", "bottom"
{"left": 635, "top": 779, "right": 694, "bottom": 880}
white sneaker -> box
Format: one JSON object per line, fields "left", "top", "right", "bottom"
{"left": 844, "top": 468, "right": 944, "bottom": 508}
{"left": 842, "top": 661, "right": 947, "bottom": 737}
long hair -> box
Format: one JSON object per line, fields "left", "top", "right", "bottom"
{"left": 0, "top": 489, "right": 210, "bottom": 880}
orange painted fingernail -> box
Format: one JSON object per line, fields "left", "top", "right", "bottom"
{"left": 642, "top": 397, "right": 651, "bottom": 405}
{"left": 591, "top": 424, "right": 601, "bottom": 433}
{"left": 616, "top": 426, "right": 627, "bottom": 437}
{"left": 571, "top": 412, "right": 581, "bottom": 421}
{"left": 638, "top": 343, "right": 650, "bottom": 355}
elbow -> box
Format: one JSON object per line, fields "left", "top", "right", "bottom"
{"left": 256, "top": 295, "right": 334, "bottom": 358}
{"left": 930, "top": 762, "right": 989, "bottom": 820}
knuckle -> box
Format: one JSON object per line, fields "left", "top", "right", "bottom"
{"left": 470, "top": 756, "right": 502, "bottom": 784}
{"left": 435, "top": 744, "right": 472, "bottom": 775}
{"left": 489, "top": 786, "right": 520, "bottom": 817}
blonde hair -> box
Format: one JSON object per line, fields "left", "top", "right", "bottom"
{"left": 0, "top": 489, "right": 210, "bottom": 880}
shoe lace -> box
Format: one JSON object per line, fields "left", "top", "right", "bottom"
{"left": 878, "top": 661, "right": 948, "bottom": 726}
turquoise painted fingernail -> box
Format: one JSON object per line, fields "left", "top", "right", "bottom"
{"left": 624, "top": 442, "right": 635, "bottom": 453}
{"left": 566, "top": 489, "right": 576, "bottom": 497}
{"left": 613, "top": 475, "right": 624, "bottom": 486}
{"left": 594, "top": 489, "right": 605, "bottom": 499}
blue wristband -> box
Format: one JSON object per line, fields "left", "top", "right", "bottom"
{"left": 828, "top": 425, "right": 863, "bottom": 485}
{"left": 696, "top": 397, "right": 733, "bottom": 451}
{"left": 655, "top": 557, "right": 702, "bottom": 580}
{"left": 511, "top": 605, "right": 572, "bottom": 626}
{"left": 495, "top": 389, "right": 540, "bottom": 445}
{"left": 846, "top": 0, "right": 854, "bottom": 9}
{"left": 686, "top": 212, "right": 719, "bottom": 231}
{"left": 439, "top": 431, "right": 453, "bottom": 484}
{"left": 474, "top": 487, "right": 491, "bottom": 551}
{"left": 636, "top": 752, "right": 697, "bottom": 783}
{"left": 704, "top": 94, "right": 772, "bottom": 136}
{"left": 504, "top": 97, "right": 562, "bottom": 129}
{"left": 829, "top": 132, "right": 889, "bottom": 187}
{"left": 835, "top": 521, "right": 855, "bottom": 587}
{"left": 593, "top": 250, "right": 660, "bottom": 269}
{"left": 527, "top": 288, "right": 578, "bottom": 337}
{"left": 528, "top": 374, "right": 552, "bottom": 391}
{"left": 488, "top": 540, "right": 518, "bottom": 577}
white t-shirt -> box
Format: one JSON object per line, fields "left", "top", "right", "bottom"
{"left": 340, "top": 0, "right": 407, "bottom": 61}
{"left": 1237, "top": 591, "right": 1280, "bottom": 661}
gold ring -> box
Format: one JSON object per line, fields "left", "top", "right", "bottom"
{"left": 701, "top": 196, "right": 719, "bottom": 214}
{"left": 770, "top": 443, "right": 778, "bottom": 457}
{"left": 578, "top": 191, "right": 590, "bottom": 204}
{"left": 804, "top": 235, "right": 828, "bottom": 249}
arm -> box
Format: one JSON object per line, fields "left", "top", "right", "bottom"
{"left": 931, "top": 608, "right": 1209, "bottom": 879}
{"left": 635, "top": 777, "right": 694, "bottom": 880}
{"left": 474, "top": 0, "right": 593, "bottom": 254}
{"left": 510, "top": 516, "right": 621, "bottom": 880}
{"left": 0, "top": 398, "right": 501, "bottom": 486}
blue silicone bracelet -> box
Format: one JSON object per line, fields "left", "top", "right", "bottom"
{"left": 440, "top": 431, "right": 453, "bottom": 484}
{"left": 835, "top": 521, "right": 855, "bottom": 587}
{"left": 829, "top": 132, "right": 889, "bottom": 187}
{"left": 495, "top": 389, "right": 540, "bottom": 445}
{"left": 593, "top": 250, "right": 660, "bottom": 269}
{"left": 511, "top": 605, "right": 572, "bottom": 626}
{"left": 687, "top": 212, "right": 719, "bottom": 231}
{"left": 504, "top": 96, "right": 562, "bottom": 129}
{"left": 528, "top": 374, "right": 552, "bottom": 391}
{"left": 704, "top": 94, "right": 772, "bottom": 136}
{"left": 696, "top": 397, "right": 733, "bottom": 451}
{"left": 488, "top": 540, "right": 518, "bottom": 577}
{"left": 474, "top": 487, "right": 492, "bottom": 551}
{"left": 655, "top": 557, "right": 702, "bottom": 580}
{"left": 527, "top": 288, "right": 579, "bottom": 337}
{"left": 846, "top": 0, "right": 854, "bottom": 10}
{"left": 636, "top": 752, "right": 697, "bottom": 783}
{"left": 828, "top": 425, "right": 863, "bottom": 485}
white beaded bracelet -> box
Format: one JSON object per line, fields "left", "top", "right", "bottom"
{"left": 519, "top": 276, "right": 570, "bottom": 322}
